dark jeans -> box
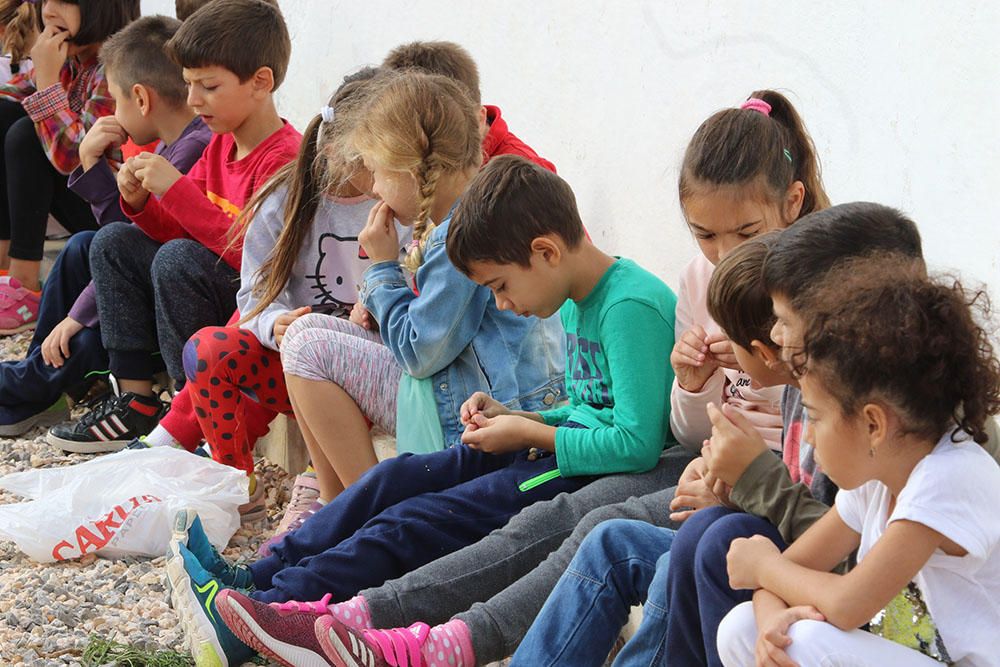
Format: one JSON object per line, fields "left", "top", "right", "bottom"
{"left": 0, "top": 231, "right": 106, "bottom": 423}
{"left": 0, "top": 100, "right": 96, "bottom": 260}
{"left": 249, "top": 443, "right": 595, "bottom": 604}
{"left": 89, "top": 222, "right": 239, "bottom": 383}
{"left": 664, "top": 507, "right": 787, "bottom": 666}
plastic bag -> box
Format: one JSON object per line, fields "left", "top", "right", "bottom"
{"left": 394, "top": 373, "right": 446, "bottom": 455}
{"left": 0, "top": 447, "right": 247, "bottom": 562}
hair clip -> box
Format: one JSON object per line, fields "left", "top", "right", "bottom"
{"left": 319, "top": 106, "right": 335, "bottom": 124}
{"left": 740, "top": 98, "right": 772, "bottom": 117}
{"left": 783, "top": 148, "right": 793, "bottom": 163}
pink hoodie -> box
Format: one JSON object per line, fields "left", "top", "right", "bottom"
{"left": 669, "top": 254, "right": 784, "bottom": 452}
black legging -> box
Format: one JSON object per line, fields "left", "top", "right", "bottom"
{"left": 0, "top": 98, "right": 96, "bottom": 261}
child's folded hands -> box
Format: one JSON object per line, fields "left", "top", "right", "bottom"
{"left": 702, "top": 402, "right": 769, "bottom": 487}
{"left": 130, "top": 152, "right": 183, "bottom": 197}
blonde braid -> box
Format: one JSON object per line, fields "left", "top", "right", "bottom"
{"left": 403, "top": 152, "right": 442, "bottom": 272}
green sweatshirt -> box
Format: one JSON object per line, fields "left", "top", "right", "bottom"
{"left": 540, "top": 258, "right": 677, "bottom": 477}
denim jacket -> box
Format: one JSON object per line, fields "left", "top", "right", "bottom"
{"left": 360, "top": 215, "right": 565, "bottom": 446}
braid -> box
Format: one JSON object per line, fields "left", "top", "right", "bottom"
{"left": 403, "top": 152, "right": 442, "bottom": 272}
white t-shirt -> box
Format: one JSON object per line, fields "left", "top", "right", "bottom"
{"left": 836, "top": 432, "right": 1000, "bottom": 666}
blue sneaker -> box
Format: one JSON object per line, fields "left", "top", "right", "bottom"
{"left": 171, "top": 509, "right": 254, "bottom": 590}
{"left": 167, "top": 541, "right": 256, "bottom": 666}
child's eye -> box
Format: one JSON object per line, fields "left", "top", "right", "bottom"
{"left": 738, "top": 231, "right": 758, "bottom": 240}
{"left": 695, "top": 233, "right": 715, "bottom": 241}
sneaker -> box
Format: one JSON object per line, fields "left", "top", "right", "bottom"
{"left": 239, "top": 478, "right": 267, "bottom": 526}
{"left": 0, "top": 278, "right": 40, "bottom": 335}
{"left": 258, "top": 500, "right": 323, "bottom": 557}
{"left": 166, "top": 541, "right": 256, "bottom": 667}
{"left": 257, "top": 474, "right": 321, "bottom": 557}
{"left": 171, "top": 509, "right": 254, "bottom": 590}
{"left": 0, "top": 396, "right": 70, "bottom": 437}
{"left": 217, "top": 589, "right": 332, "bottom": 667}
{"left": 46, "top": 391, "right": 166, "bottom": 453}
{"left": 316, "top": 616, "right": 430, "bottom": 667}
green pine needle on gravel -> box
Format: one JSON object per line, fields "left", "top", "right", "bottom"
{"left": 82, "top": 635, "right": 194, "bottom": 667}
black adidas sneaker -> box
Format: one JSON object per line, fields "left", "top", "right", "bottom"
{"left": 46, "top": 392, "right": 168, "bottom": 454}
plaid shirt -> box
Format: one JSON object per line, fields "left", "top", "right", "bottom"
{"left": 0, "top": 57, "right": 113, "bottom": 175}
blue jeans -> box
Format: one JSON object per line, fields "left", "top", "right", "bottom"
{"left": 663, "top": 507, "right": 786, "bottom": 666}
{"left": 249, "top": 443, "right": 594, "bottom": 604}
{"left": 512, "top": 519, "right": 676, "bottom": 666}
{"left": 0, "top": 231, "right": 109, "bottom": 424}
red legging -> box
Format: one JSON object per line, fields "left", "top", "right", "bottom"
{"left": 183, "top": 326, "right": 293, "bottom": 474}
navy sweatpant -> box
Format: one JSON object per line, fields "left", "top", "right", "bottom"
{"left": 663, "top": 506, "right": 787, "bottom": 666}
{"left": 0, "top": 232, "right": 108, "bottom": 425}
{"left": 249, "top": 443, "right": 595, "bottom": 603}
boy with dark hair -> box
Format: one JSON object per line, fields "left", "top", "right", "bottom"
{"left": 383, "top": 41, "right": 556, "bottom": 171}
{"left": 202, "top": 154, "right": 679, "bottom": 667}
{"left": 175, "top": 0, "right": 277, "bottom": 22}
{"left": 48, "top": 0, "right": 300, "bottom": 458}
{"left": 0, "top": 14, "right": 211, "bottom": 437}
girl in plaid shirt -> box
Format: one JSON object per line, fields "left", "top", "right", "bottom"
{"left": 0, "top": 0, "right": 138, "bottom": 333}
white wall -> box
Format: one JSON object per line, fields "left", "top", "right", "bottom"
{"left": 143, "top": 0, "right": 1000, "bottom": 295}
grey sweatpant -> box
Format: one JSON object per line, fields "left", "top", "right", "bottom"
{"left": 362, "top": 445, "right": 694, "bottom": 664}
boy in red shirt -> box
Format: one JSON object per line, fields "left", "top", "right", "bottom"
{"left": 382, "top": 41, "right": 556, "bottom": 172}
{"left": 48, "top": 0, "right": 300, "bottom": 465}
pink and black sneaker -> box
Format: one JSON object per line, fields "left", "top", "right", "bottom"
{"left": 217, "top": 589, "right": 334, "bottom": 667}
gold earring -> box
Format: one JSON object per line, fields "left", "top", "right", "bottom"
{"left": 869, "top": 447, "right": 875, "bottom": 459}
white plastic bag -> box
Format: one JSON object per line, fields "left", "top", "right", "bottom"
{"left": 0, "top": 447, "right": 248, "bottom": 562}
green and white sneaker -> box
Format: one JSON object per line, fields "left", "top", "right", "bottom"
{"left": 166, "top": 541, "right": 256, "bottom": 666}
{"left": 170, "top": 509, "right": 254, "bottom": 590}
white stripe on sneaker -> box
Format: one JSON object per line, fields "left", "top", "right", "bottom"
{"left": 109, "top": 414, "right": 128, "bottom": 434}
{"left": 89, "top": 425, "right": 109, "bottom": 442}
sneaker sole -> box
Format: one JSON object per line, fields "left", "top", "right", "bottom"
{"left": 219, "top": 594, "right": 329, "bottom": 667}
{"left": 315, "top": 618, "right": 373, "bottom": 667}
{"left": 0, "top": 406, "right": 70, "bottom": 438}
{"left": 0, "top": 321, "right": 37, "bottom": 336}
{"left": 45, "top": 430, "right": 130, "bottom": 453}
{"left": 165, "top": 541, "right": 228, "bottom": 667}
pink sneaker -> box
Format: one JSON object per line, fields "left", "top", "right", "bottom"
{"left": 217, "top": 589, "right": 332, "bottom": 667}
{"left": 0, "top": 278, "right": 40, "bottom": 335}
{"left": 316, "top": 616, "right": 430, "bottom": 667}
{"left": 257, "top": 473, "right": 321, "bottom": 557}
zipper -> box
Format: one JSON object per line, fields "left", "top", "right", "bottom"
{"left": 518, "top": 468, "right": 562, "bottom": 492}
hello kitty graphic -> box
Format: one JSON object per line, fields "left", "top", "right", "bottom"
{"left": 306, "top": 232, "right": 372, "bottom": 317}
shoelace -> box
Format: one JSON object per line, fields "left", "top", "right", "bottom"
{"left": 361, "top": 623, "right": 430, "bottom": 667}
{"left": 277, "top": 482, "right": 320, "bottom": 532}
{"left": 271, "top": 592, "right": 333, "bottom": 616}
{"left": 76, "top": 393, "right": 128, "bottom": 429}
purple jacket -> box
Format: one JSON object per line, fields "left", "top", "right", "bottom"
{"left": 66, "top": 116, "right": 212, "bottom": 327}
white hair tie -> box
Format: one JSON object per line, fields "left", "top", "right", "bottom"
{"left": 320, "top": 106, "right": 335, "bottom": 124}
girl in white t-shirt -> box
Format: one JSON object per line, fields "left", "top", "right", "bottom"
{"left": 0, "top": 0, "right": 37, "bottom": 83}
{"left": 718, "top": 254, "right": 1000, "bottom": 667}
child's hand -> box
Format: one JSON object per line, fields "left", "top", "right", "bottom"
{"left": 671, "top": 325, "right": 722, "bottom": 392}
{"left": 462, "top": 414, "right": 530, "bottom": 454}
{"left": 130, "top": 152, "right": 183, "bottom": 197}
{"left": 707, "top": 337, "right": 741, "bottom": 371}
{"left": 41, "top": 316, "right": 84, "bottom": 368}
{"left": 460, "top": 391, "right": 510, "bottom": 427}
{"left": 755, "top": 605, "right": 826, "bottom": 667}
{"left": 359, "top": 201, "right": 400, "bottom": 263}
{"left": 79, "top": 117, "right": 128, "bottom": 173}
{"left": 702, "top": 402, "right": 770, "bottom": 487}
{"left": 727, "top": 535, "right": 781, "bottom": 590}
{"left": 117, "top": 158, "right": 150, "bottom": 210}
{"left": 669, "top": 456, "right": 724, "bottom": 522}
{"left": 273, "top": 306, "right": 311, "bottom": 348}
{"left": 30, "top": 25, "right": 70, "bottom": 90}
{"left": 349, "top": 302, "right": 378, "bottom": 331}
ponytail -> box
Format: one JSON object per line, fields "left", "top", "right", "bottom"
{"left": 1, "top": 1, "right": 39, "bottom": 64}
{"left": 680, "top": 89, "right": 830, "bottom": 218}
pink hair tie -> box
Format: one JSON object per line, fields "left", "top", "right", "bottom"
{"left": 740, "top": 98, "right": 772, "bottom": 117}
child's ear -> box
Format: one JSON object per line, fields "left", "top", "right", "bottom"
{"left": 529, "top": 235, "right": 562, "bottom": 266}
{"left": 783, "top": 180, "right": 805, "bottom": 222}
{"left": 250, "top": 66, "right": 276, "bottom": 96}
{"left": 132, "top": 83, "right": 152, "bottom": 117}
{"left": 861, "top": 402, "right": 890, "bottom": 453}
{"left": 478, "top": 106, "right": 489, "bottom": 138}
{"left": 749, "top": 339, "right": 782, "bottom": 369}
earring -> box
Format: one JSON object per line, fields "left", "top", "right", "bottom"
{"left": 869, "top": 447, "right": 875, "bottom": 459}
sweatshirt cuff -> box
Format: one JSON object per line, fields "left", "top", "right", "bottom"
{"left": 23, "top": 83, "right": 69, "bottom": 122}
{"left": 731, "top": 450, "right": 785, "bottom": 507}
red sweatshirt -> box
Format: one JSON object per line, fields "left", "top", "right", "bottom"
{"left": 123, "top": 122, "right": 302, "bottom": 269}
{"left": 482, "top": 105, "right": 556, "bottom": 172}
